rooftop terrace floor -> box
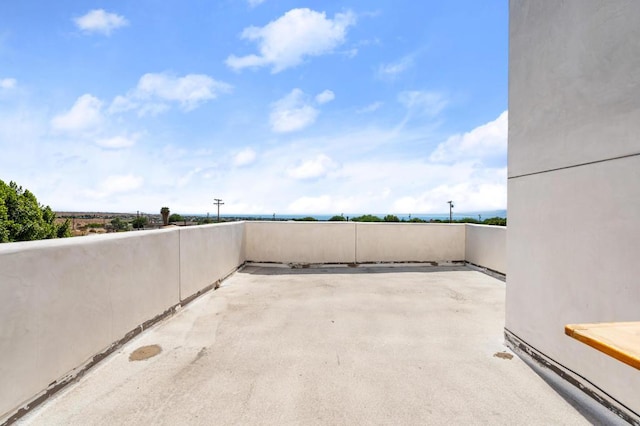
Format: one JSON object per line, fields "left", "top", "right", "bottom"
{"left": 20, "top": 265, "right": 602, "bottom": 425}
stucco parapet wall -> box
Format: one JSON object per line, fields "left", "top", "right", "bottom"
{"left": 0, "top": 226, "right": 175, "bottom": 253}
{"left": 242, "top": 221, "right": 489, "bottom": 268}
{"left": 0, "top": 228, "right": 183, "bottom": 422}
{"left": 244, "top": 221, "right": 357, "bottom": 264}
{"left": 0, "top": 221, "right": 506, "bottom": 423}
{"left": 464, "top": 224, "right": 506, "bottom": 275}
{"left": 178, "top": 221, "right": 504, "bottom": 270}
{"left": 178, "top": 222, "right": 246, "bottom": 299}
{"left": 355, "top": 222, "right": 466, "bottom": 263}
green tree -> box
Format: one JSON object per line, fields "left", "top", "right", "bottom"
{"left": 0, "top": 179, "right": 71, "bottom": 243}
{"left": 351, "top": 214, "right": 382, "bottom": 222}
{"left": 294, "top": 216, "right": 318, "bottom": 221}
{"left": 328, "top": 215, "right": 346, "bottom": 221}
{"left": 56, "top": 220, "right": 71, "bottom": 238}
{"left": 457, "top": 217, "right": 480, "bottom": 224}
{"left": 131, "top": 216, "right": 148, "bottom": 229}
{"left": 383, "top": 214, "right": 400, "bottom": 222}
{"left": 482, "top": 217, "right": 507, "bottom": 226}
{"left": 168, "top": 213, "right": 183, "bottom": 223}
{"left": 110, "top": 217, "right": 129, "bottom": 231}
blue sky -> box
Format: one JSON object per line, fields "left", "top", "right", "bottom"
{"left": 0, "top": 1, "right": 507, "bottom": 215}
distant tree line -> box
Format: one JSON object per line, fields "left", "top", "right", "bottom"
{"left": 295, "top": 214, "right": 507, "bottom": 226}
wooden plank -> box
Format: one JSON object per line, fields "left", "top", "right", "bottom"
{"left": 565, "top": 322, "right": 640, "bottom": 370}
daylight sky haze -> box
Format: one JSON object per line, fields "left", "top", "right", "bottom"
{"left": 0, "top": 1, "right": 507, "bottom": 215}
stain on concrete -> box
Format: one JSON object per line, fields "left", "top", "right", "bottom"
{"left": 129, "top": 345, "right": 162, "bottom": 361}
{"left": 193, "top": 347, "right": 207, "bottom": 364}
{"left": 448, "top": 289, "right": 466, "bottom": 301}
{"left": 493, "top": 351, "right": 513, "bottom": 360}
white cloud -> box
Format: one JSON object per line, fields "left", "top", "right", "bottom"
{"left": 226, "top": 8, "right": 356, "bottom": 73}
{"left": 51, "top": 94, "right": 103, "bottom": 132}
{"left": 74, "top": 9, "right": 129, "bottom": 36}
{"left": 315, "top": 89, "right": 335, "bottom": 105}
{"left": 392, "top": 177, "right": 507, "bottom": 214}
{"left": 357, "top": 101, "right": 383, "bottom": 113}
{"left": 177, "top": 168, "right": 202, "bottom": 187}
{"left": 108, "top": 95, "right": 137, "bottom": 114}
{"left": 288, "top": 195, "right": 331, "bottom": 213}
{"left": 343, "top": 48, "right": 358, "bottom": 58}
{"left": 287, "top": 154, "right": 337, "bottom": 180}
{"left": 109, "top": 73, "right": 232, "bottom": 115}
{"left": 429, "top": 111, "right": 508, "bottom": 163}
{"left": 398, "top": 91, "right": 447, "bottom": 117}
{"left": 3, "top": 77, "right": 505, "bottom": 215}
{"left": 377, "top": 55, "right": 413, "bottom": 79}
{"left": 137, "top": 103, "right": 170, "bottom": 117}
{"left": 96, "top": 134, "right": 137, "bottom": 149}
{"left": 136, "top": 73, "right": 230, "bottom": 110}
{"left": 270, "top": 88, "right": 319, "bottom": 133}
{"left": 0, "top": 78, "right": 16, "bottom": 89}
{"left": 84, "top": 174, "right": 144, "bottom": 199}
{"left": 102, "top": 174, "right": 143, "bottom": 193}
{"left": 233, "top": 147, "right": 257, "bottom": 167}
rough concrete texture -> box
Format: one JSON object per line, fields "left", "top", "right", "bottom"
{"left": 20, "top": 266, "right": 597, "bottom": 425}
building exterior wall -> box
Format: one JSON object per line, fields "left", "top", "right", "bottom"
{"left": 507, "top": 0, "right": 640, "bottom": 414}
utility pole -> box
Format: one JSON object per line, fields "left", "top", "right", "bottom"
{"left": 213, "top": 198, "right": 224, "bottom": 223}
{"left": 447, "top": 200, "right": 454, "bottom": 223}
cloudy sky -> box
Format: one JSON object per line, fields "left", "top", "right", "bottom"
{"left": 0, "top": 1, "right": 507, "bottom": 215}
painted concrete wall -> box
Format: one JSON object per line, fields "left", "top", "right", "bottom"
{"left": 244, "top": 221, "right": 357, "bottom": 264}
{"left": 0, "top": 221, "right": 504, "bottom": 420}
{"left": 0, "top": 230, "right": 181, "bottom": 420}
{"left": 508, "top": 0, "right": 640, "bottom": 413}
{"left": 244, "top": 222, "right": 470, "bottom": 264}
{"left": 179, "top": 222, "right": 245, "bottom": 299}
{"left": 465, "top": 224, "right": 506, "bottom": 275}
{"left": 355, "top": 223, "right": 465, "bottom": 263}
{"left": 0, "top": 223, "right": 248, "bottom": 420}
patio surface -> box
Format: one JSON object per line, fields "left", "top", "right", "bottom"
{"left": 19, "top": 265, "right": 603, "bottom": 425}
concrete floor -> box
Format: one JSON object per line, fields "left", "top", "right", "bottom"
{"left": 20, "top": 266, "right": 598, "bottom": 425}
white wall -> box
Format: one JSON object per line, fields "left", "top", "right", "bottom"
{"left": 355, "top": 223, "right": 465, "bottom": 263}
{"left": 0, "top": 230, "right": 181, "bottom": 420}
{"left": 244, "top": 222, "right": 471, "bottom": 264}
{"left": 465, "top": 224, "right": 506, "bottom": 275}
{"left": 508, "top": 0, "right": 640, "bottom": 413}
{"left": 244, "top": 221, "right": 357, "bottom": 264}
{"left": 179, "top": 222, "right": 245, "bottom": 299}
{"left": 0, "top": 223, "right": 248, "bottom": 421}
{"left": 0, "top": 221, "right": 504, "bottom": 421}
